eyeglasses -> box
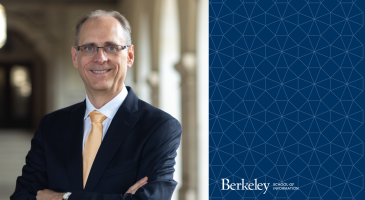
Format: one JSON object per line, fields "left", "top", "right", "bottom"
{"left": 75, "top": 45, "right": 130, "bottom": 55}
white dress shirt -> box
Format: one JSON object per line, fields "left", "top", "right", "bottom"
{"left": 82, "top": 84, "right": 128, "bottom": 152}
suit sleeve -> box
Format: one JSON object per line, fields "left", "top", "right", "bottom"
{"left": 10, "top": 117, "right": 49, "bottom": 200}
{"left": 69, "top": 118, "right": 182, "bottom": 200}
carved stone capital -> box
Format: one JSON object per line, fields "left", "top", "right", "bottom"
{"left": 147, "top": 70, "right": 159, "bottom": 107}
{"left": 175, "top": 52, "right": 196, "bottom": 78}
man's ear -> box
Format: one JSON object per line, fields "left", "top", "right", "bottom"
{"left": 71, "top": 46, "right": 78, "bottom": 68}
{"left": 127, "top": 45, "right": 134, "bottom": 68}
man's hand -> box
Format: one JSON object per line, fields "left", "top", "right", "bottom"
{"left": 125, "top": 177, "right": 148, "bottom": 195}
{"left": 36, "top": 189, "right": 65, "bottom": 200}
{"left": 35, "top": 177, "right": 148, "bottom": 199}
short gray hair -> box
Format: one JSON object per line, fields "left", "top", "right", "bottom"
{"left": 74, "top": 10, "right": 132, "bottom": 46}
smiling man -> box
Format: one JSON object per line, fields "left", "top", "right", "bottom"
{"left": 11, "top": 10, "right": 182, "bottom": 200}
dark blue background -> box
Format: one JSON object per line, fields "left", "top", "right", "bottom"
{"left": 209, "top": 0, "right": 365, "bottom": 199}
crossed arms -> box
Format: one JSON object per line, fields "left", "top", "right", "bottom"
{"left": 10, "top": 117, "right": 182, "bottom": 200}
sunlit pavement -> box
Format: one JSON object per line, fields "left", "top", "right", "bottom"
{"left": 0, "top": 129, "right": 33, "bottom": 200}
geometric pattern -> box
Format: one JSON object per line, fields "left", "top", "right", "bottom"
{"left": 209, "top": 0, "right": 365, "bottom": 199}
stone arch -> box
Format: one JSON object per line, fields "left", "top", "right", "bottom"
{"left": 0, "top": 14, "right": 54, "bottom": 128}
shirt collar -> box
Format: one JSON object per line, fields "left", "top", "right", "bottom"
{"left": 84, "top": 84, "right": 128, "bottom": 120}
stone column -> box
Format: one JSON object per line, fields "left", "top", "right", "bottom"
{"left": 148, "top": 0, "right": 162, "bottom": 107}
{"left": 176, "top": 52, "right": 197, "bottom": 200}
{"left": 176, "top": 0, "right": 197, "bottom": 199}
{"left": 118, "top": 0, "right": 161, "bottom": 107}
{"left": 148, "top": 70, "right": 159, "bottom": 107}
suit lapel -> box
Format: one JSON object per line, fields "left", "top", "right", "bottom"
{"left": 84, "top": 87, "right": 139, "bottom": 192}
{"left": 64, "top": 101, "right": 86, "bottom": 191}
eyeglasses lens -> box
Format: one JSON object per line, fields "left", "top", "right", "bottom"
{"left": 78, "top": 45, "right": 126, "bottom": 55}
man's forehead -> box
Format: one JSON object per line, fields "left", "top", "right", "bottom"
{"left": 83, "top": 16, "right": 120, "bottom": 27}
{"left": 81, "top": 41, "right": 119, "bottom": 46}
{"left": 78, "top": 16, "right": 125, "bottom": 45}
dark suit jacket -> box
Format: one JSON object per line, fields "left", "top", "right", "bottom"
{"left": 11, "top": 87, "right": 182, "bottom": 200}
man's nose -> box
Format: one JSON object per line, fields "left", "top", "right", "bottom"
{"left": 93, "top": 48, "right": 108, "bottom": 63}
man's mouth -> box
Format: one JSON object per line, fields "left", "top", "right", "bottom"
{"left": 91, "top": 69, "right": 111, "bottom": 73}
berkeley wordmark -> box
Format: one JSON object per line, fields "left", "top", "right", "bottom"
{"left": 222, "top": 179, "right": 270, "bottom": 194}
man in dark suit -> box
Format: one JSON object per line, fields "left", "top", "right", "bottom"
{"left": 11, "top": 10, "right": 182, "bottom": 200}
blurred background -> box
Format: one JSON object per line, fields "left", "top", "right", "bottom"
{"left": 0, "top": 0, "right": 208, "bottom": 200}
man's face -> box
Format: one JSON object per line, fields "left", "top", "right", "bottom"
{"left": 71, "top": 16, "right": 134, "bottom": 95}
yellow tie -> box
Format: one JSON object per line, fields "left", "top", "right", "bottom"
{"left": 83, "top": 111, "right": 106, "bottom": 188}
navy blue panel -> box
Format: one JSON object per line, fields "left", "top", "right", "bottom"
{"left": 210, "top": 0, "right": 365, "bottom": 199}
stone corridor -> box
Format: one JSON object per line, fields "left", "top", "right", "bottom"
{"left": 0, "top": 129, "right": 32, "bottom": 200}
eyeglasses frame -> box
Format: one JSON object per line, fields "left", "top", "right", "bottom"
{"left": 74, "top": 44, "right": 130, "bottom": 55}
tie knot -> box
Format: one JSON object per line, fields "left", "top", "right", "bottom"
{"left": 89, "top": 111, "right": 107, "bottom": 123}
